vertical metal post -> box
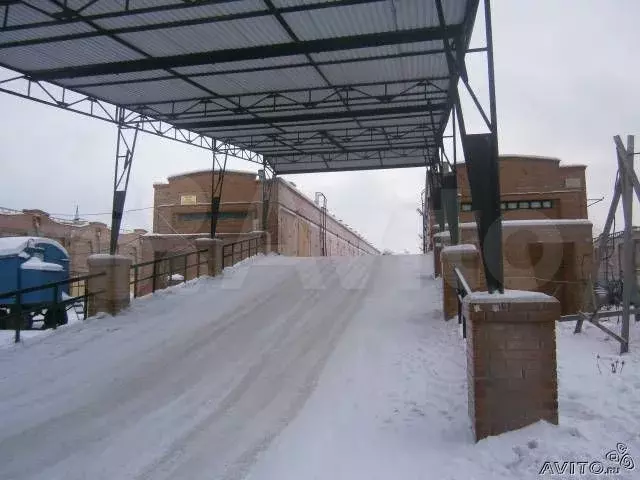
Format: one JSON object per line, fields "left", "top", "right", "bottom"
{"left": 133, "top": 265, "right": 139, "bottom": 298}
{"left": 196, "top": 251, "right": 201, "bottom": 278}
{"left": 210, "top": 144, "right": 217, "bottom": 238}
{"left": 152, "top": 260, "right": 157, "bottom": 293}
{"left": 183, "top": 255, "right": 188, "bottom": 283}
{"left": 485, "top": 0, "right": 499, "bottom": 146}
{"left": 53, "top": 283, "right": 59, "bottom": 330}
{"left": 210, "top": 146, "right": 229, "bottom": 238}
{"left": 621, "top": 135, "right": 634, "bottom": 353}
{"left": 261, "top": 159, "right": 269, "bottom": 231}
{"left": 83, "top": 278, "right": 89, "bottom": 320}
{"left": 110, "top": 108, "right": 139, "bottom": 254}
{"left": 14, "top": 291, "right": 21, "bottom": 343}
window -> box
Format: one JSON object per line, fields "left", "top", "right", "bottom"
{"left": 530, "top": 201, "right": 542, "bottom": 209}
{"left": 180, "top": 194, "right": 197, "bottom": 205}
{"left": 177, "top": 211, "right": 248, "bottom": 221}
{"left": 507, "top": 202, "right": 518, "bottom": 210}
{"left": 461, "top": 203, "right": 472, "bottom": 212}
{"left": 518, "top": 201, "right": 530, "bottom": 209}
{"left": 542, "top": 200, "right": 553, "bottom": 209}
{"left": 500, "top": 202, "right": 506, "bottom": 210}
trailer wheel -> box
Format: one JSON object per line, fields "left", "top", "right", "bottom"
{"left": 57, "top": 308, "right": 68, "bottom": 326}
{"left": 44, "top": 308, "right": 56, "bottom": 329}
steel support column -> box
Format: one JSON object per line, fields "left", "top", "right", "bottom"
{"left": 620, "top": 135, "right": 634, "bottom": 353}
{"left": 209, "top": 143, "right": 228, "bottom": 238}
{"left": 110, "top": 108, "right": 139, "bottom": 254}
{"left": 436, "top": 0, "right": 503, "bottom": 292}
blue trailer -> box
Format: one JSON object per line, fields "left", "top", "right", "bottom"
{"left": 0, "top": 237, "right": 70, "bottom": 329}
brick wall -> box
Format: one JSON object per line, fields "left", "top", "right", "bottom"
{"left": 0, "top": 209, "right": 145, "bottom": 277}
{"left": 460, "top": 221, "right": 593, "bottom": 314}
{"left": 152, "top": 170, "right": 378, "bottom": 256}
{"left": 153, "top": 170, "right": 260, "bottom": 235}
{"left": 454, "top": 156, "right": 587, "bottom": 224}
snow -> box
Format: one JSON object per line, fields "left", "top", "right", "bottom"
{"left": 0, "top": 254, "right": 638, "bottom": 480}
{"left": 460, "top": 219, "right": 592, "bottom": 229}
{"left": 0, "top": 236, "right": 68, "bottom": 258}
{"left": 433, "top": 231, "right": 451, "bottom": 238}
{"left": 168, "top": 273, "right": 184, "bottom": 281}
{"left": 88, "top": 253, "right": 131, "bottom": 261}
{"left": 442, "top": 244, "right": 477, "bottom": 254}
{"left": 19, "top": 257, "right": 64, "bottom": 272}
{"left": 465, "top": 289, "right": 558, "bottom": 303}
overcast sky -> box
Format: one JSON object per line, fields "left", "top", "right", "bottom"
{"left": 0, "top": 1, "right": 638, "bottom": 253}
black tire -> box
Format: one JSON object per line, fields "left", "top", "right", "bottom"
{"left": 44, "top": 308, "right": 57, "bottom": 329}
{"left": 57, "top": 308, "right": 68, "bottom": 326}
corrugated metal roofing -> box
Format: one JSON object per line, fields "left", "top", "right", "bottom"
{"left": 0, "top": 0, "right": 478, "bottom": 174}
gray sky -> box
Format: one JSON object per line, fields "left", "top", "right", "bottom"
{"left": 0, "top": 0, "right": 638, "bottom": 253}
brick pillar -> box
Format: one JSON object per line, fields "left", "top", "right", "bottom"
{"left": 86, "top": 254, "right": 132, "bottom": 316}
{"left": 464, "top": 292, "right": 560, "bottom": 441}
{"left": 433, "top": 233, "right": 450, "bottom": 277}
{"left": 195, "top": 238, "right": 223, "bottom": 276}
{"left": 441, "top": 245, "right": 481, "bottom": 320}
{"left": 261, "top": 231, "right": 271, "bottom": 254}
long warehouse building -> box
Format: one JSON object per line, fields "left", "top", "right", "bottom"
{"left": 151, "top": 170, "right": 379, "bottom": 257}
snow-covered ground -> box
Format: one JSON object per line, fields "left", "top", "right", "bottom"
{"left": 0, "top": 253, "right": 638, "bottom": 480}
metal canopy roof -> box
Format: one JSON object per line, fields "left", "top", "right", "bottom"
{"left": 0, "top": 0, "right": 479, "bottom": 175}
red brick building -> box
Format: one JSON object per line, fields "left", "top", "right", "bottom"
{"left": 428, "top": 155, "right": 593, "bottom": 314}
{"left": 148, "top": 169, "right": 378, "bottom": 257}
{"left": 0, "top": 208, "right": 145, "bottom": 277}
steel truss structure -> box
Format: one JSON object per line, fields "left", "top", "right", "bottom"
{"left": 0, "top": 0, "right": 502, "bottom": 279}
{"left": 574, "top": 135, "right": 640, "bottom": 353}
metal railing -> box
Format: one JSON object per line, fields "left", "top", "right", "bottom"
{"left": 0, "top": 272, "right": 107, "bottom": 343}
{"left": 454, "top": 266, "right": 472, "bottom": 339}
{"left": 222, "top": 236, "right": 263, "bottom": 268}
{"left": 130, "top": 249, "right": 208, "bottom": 298}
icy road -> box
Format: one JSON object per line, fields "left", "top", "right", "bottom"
{"left": 2, "top": 254, "right": 639, "bottom": 480}
{"left": 0, "top": 254, "right": 433, "bottom": 480}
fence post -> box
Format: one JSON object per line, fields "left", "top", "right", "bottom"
{"left": 152, "top": 260, "right": 158, "bottom": 293}
{"left": 52, "top": 283, "right": 59, "bottom": 330}
{"left": 133, "top": 265, "right": 139, "bottom": 298}
{"left": 14, "top": 291, "right": 21, "bottom": 343}
{"left": 196, "top": 251, "right": 201, "bottom": 278}
{"left": 183, "top": 254, "right": 188, "bottom": 282}
{"left": 83, "top": 278, "right": 89, "bottom": 320}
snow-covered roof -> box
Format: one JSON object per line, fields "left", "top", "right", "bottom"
{"left": 464, "top": 290, "right": 558, "bottom": 303}
{"left": 165, "top": 169, "right": 258, "bottom": 182}
{"left": 0, "top": 236, "right": 68, "bottom": 259}
{"left": 20, "top": 257, "right": 63, "bottom": 272}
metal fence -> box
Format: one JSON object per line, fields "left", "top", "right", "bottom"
{"left": 0, "top": 272, "right": 107, "bottom": 343}
{"left": 222, "top": 236, "right": 263, "bottom": 268}
{"left": 130, "top": 249, "right": 208, "bottom": 298}
{"left": 454, "top": 266, "right": 472, "bottom": 339}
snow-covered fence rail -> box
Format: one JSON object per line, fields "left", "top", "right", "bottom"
{"left": 0, "top": 272, "right": 106, "bottom": 343}
{"left": 130, "top": 249, "right": 208, "bottom": 297}
{"left": 454, "top": 266, "right": 473, "bottom": 338}
{"left": 222, "top": 236, "right": 264, "bottom": 268}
